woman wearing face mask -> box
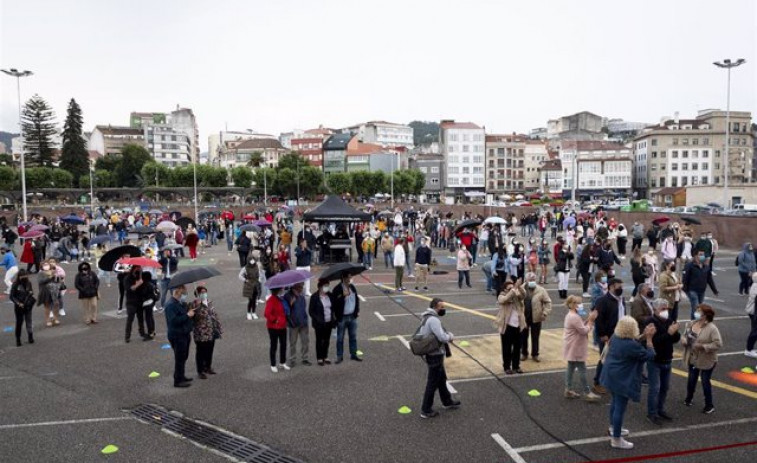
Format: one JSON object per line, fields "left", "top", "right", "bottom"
{"left": 192, "top": 286, "right": 223, "bottom": 379}
{"left": 563, "top": 295, "right": 600, "bottom": 401}
{"left": 658, "top": 260, "right": 683, "bottom": 322}
{"left": 309, "top": 279, "right": 336, "bottom": 365}
{"left": 537, "top": 240, "right": 550, "bottom": 284}
{"left": 239, "top": 257, "right": 261, "bottom": 320}
{"left": 10, "top": 270, "right": 35, "bottom": 346}
{"left": 681, "top": 304, "right": 722, "bottom": 414}
{"left": 74, "top": 262, "right": 100, "bottom": 325}
{"left": 495, "top": 279, "right": 526, "bottom": 374}
{"left": 556, "top": 243, "right": 574, "bottom": 299}
{"left": 124, "top": 265, "right": 149, "bottom": 342}
{"left": 735, "top": 242, "right": 756, "bottom": 296}
{"left": 37, "top": 263, "right": 60, "bottom": 326}
{"left": 264, "top": 286, "right": 290, "bottom": 373}
{"left": 456, "top": 244, "right": 472, "bottom": 289}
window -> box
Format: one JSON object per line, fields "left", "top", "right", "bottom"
{"left": 473, "top": 155, "right": 483, "bottom": 163}
{"left": 651, "top": 139, "right": 657, "bottom": 146}
{"left": 462, "top": 156, "right": 469, "bottom": 163}
{"left": 703, "top": 137, "right": 709, "bottom": 145}
{"left": 660, "top": 150, "right": 666, "bottom": 158}
{"left": 448, "top": 166, "right": 459, "bottom": 174}
{"left": 659, "top": 177, "right": 666, "bottom": 187}
{"left": 715, "top": 163, "right": 720, "bottom": 170}
{"left": 461, "top": 177, "right": 469, "bottom": 185}
{"left": 651, "top": 178, "right": 657, "bottom": 188}
{"left": 681, "top": 176, "right": 688, "bottom": 186}
{"left": 431, "top": 166, "right": 439, "bottom": 173}
{"left": 419, "top": 167, "right": 427, "bottom": 173}
{"left": 497, "top": 148, "right": 505, "bottom": 155}
{"left": 448, "top": 134, "right": 458, "bottom": 142}
{"left": 682, "top": 150, "right": 689, "bottom": 158}
{"left": 692, "top": 138, "right": 699, "bottom": 145}
{"left": 702, "top": 150, "right": 709, "bottom": 158}
{"left": 682, "top": 163, "right": 688, "bottom": 170}
{"left": 449, "top": 177, "right": 459, "bottom": 185}
{"left": 672, "top": 138, "right": 679, "bottom": 145}
{"left": 715, "top": 150, "right": 720, "bottom": 158}
{"left": 701, "top": 176, "right": 708, "bottom": 185}
{"left": 651, "top": 164, "right": 657, "bottom": 171}
{"left": 652, "top": 151, "right": 657, "bottom": 158}
{"left": 449, "top": 156, "right": 458, "bottom": 163}
{"left": 692, "top": 163, "right": 698, "bottom": 170}
{"left": 462, "top": 145, "right": 470, "bottom": 152}
{"left": 672, "top": 151, "right": 678, "bottom": 158}
{"left": 702, "top": 162, "right": 708, "bottom": 170}
{"left": 682, "top": 138, "right": 689, "bottom": 145}
{"left": 692, "top": 150, "right": 698, "bottom": 157}
{"left": 672, "top": 163, "right": 678, "bottom": 171}
{"left": 732, "top": 122, "right": 740, "bottom": 133}
{"left": 448, "top": 145, "right": 455, "bottom": 153}
{"left": 430, "top": 178, "right": 439, "bottom": 184}
{"left": 488, "top": 148, "right": 494, "bottom": 155}
{"left": 671, "top": 177, "right": 678, "bottom": 187}
{"left": 473, "top": 166, "right": 483, "bottom": 174}
{"left": 462, "top": 167, "right": 470, "bottom": 174}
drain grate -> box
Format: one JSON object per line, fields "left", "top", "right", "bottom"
{"left": 129, "top": 404, "right": 304, "bottom": 463}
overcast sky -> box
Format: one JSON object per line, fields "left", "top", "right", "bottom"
{"left": 1, "top": 0, "right": 755, "bottom": 152}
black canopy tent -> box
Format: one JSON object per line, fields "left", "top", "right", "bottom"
{"left": 303, "top": 196, "right": 372, "bottom": 223}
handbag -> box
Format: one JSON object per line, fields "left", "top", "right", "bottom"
{"left": 409, "top": 314, "right": 442, "bottom": 356}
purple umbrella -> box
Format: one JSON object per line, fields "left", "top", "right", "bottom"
{"left": 254, "top": 219, "right": 272, "bottom": 227}
{"left": 264, "top": 269, "right": 312, "bottom": 289}
{"left": 562, "top": 216, "right": 576, "bottom": 229}
{"left": 30, "top": 224, "right": 49, "bottom": 231}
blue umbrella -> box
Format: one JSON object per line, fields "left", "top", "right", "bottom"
{"left": 60, "top": 214, "right": 85, "bottom": 225}
{"left": 265, "top": 269, "right": 312, "bottom": 289}
{"left": 562, "top": 216, "right": 576, "bottom": 229}
{"left": 89, "top": 235, "right": 112, "bottom": 246}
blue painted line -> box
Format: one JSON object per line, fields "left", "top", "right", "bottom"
{"left": 3, "top": 326, "right": 13, "bottom": 333}
{"left": 161, "top": 343, "right": 171, "bottom": 350}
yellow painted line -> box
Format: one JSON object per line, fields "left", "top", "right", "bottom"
{"left": 671, "top": 368, "right": 757, "bottom": 400}
{"left": 376, "top": 285, "right": 496, "bottom": 320}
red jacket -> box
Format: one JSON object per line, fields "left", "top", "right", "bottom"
{"left": 20, "top": 240, "right": 35, "bottom": 264}
{"left": 264, "top": 295, "right": 287, "bottom": 330}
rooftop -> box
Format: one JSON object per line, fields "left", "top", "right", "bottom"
{"left": 95, "top": 125, "right": 144, "bottom": 136}
{"left": 561, "top": 140, "right": 629, "bottom": 151}
{"left": 235, "top": 138, "right": 284, "bottom": 150}
{"left": 440, "top": 120, "right": 482, "bottom": 130}
{"left": 323, "top": 133, "right": 354, "bottom": 150}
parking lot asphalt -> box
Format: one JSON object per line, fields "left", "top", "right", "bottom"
{"left": 1, "top": 242, "right": 755, "bottom": 462}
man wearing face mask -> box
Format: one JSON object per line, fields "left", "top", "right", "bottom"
{"left": 642, "top": 299, "right": 680, "bottom": 425}
{"left": 694, "top": 232, "right": 713, "bottom": 266}
{"left": 332, "top": 273, "right": 361, "bottom": 363}
{"left": 630, "top": 283, "right": 654, "bottom": 329}
{"left": 521, "top": 272, "right": 552, "bottom": 362}
{"left": 124, "top": 265, "right": 149, "bottom": 342}
{"left": 165, "top": 284, "right": 195, "bottom": 387}
{"left": 418, "top": 298, "right": 459, "bottom": 419}
{"left": 682, "top": 250, "right": 718, "bottom": 320}
{"left": 592, "top": 277, "right": 626, "bottom": 394}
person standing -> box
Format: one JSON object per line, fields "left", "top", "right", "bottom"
{"left": 332, "top": 273, "right": 362, "bottom": 364}
{"left": 631, "top": 222, "right": 644, "bottom": 252}
{"left": 74, "top": 262, "right": 100, "bottom": 325}
{"left": 495, "top": 279, "right": 526, "bottom": 374}
{"left": 285, "top": 282, "right": 310, "bottom": 367}
{"left": 556, "top": 242, "right": 573, "bottom": 299}
{"left": 381, "top": 233, "right": 394, "bottom": 269}
{"left": 164, "top": 284, "right": 195, "bottom": 387}
{"left": 185, "top": 226, "right": 199, "bottom": 261}
{"left": 393, "top": 238, "right": 406, "bottom": 292}
{"left": 1, "top": 245, "right": 19, "bottom": 294}
{"left": 418, "top": 298, "right": 460, "bottom": 419}
{"left": 682, "top": 304, "right": 722, "bottom": 414}
{"left": 235, "top": 232, "right": 252, "bottom": 268}
{"left": 593, "top": 278, "right": 626, "bottom": 394}
{"left": 140, "top": 271, "right": 158, "bottom": 338}
{"left": 414, "top": 237, "right": 431, "bottom": 291}
{"left": 744, "top": 273, "right": 757, "bottom": 358}
{"left": 563, "top": 295, "right": 600, "bottom": 401}
{"left": 192, "top": 286, "right": 222, "bottom": 379}
{"left": 658, "top": 260, "right": 683, "bottom": 321}
{"left": 643, "top": 299, "right": 680, "bottom": 425}
{"left": 521, "top": 272, "right": 552, "bottom": 362}
{"left": 239, "top": 257, "right": 261, "bottom": 320}
{"left": 37, "top": 263, "right": 60, "bottom": 327}
{"left": 537, "top": 239, "right": 550, "bottom": 284}
{"left": 736, "top": 243, "right": 756, "bottom": 295}
{"left": 456, "top": 244, "right": 472, "bottom": 289}
{"left": 158, "top": 249, "right": 178, "bottom": 311}
{"left": 264, "top": 287, "right": 290, "bottom": 373}
{"left": 682, "top": 250, "right": 718, "bottom": 320}
{"left": 600, "top": 316, "right": 656, "bottom": 449}
{"left": 10, "top": 270, "right": 35, "bottom": 346}
{"left": 294, "top": 240, "right": 313, "bottom": 296}
{"left": 361, "top": 233, "right": 375, "bottom": 269}
{"left": 124, "top": 265, "right": 149, "bottom": 342}
{"left": 309, "top": 279, "right": 336, "bottom": 365}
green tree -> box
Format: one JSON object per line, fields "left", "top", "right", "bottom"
{"left": 252, "top": 167, "right": 277, "bottom": 194}
{"left": 407, "top": 169, "right": 426, "bottom": 195}
{"left": 197, "top": 165, "right": 228, "bottom": 187}
{"left": 349, "top": 171, "right": 372, "bottom": 197}
{"left": 408, "top": 121, "right": 439, "bottom": 146}
{"left": 169, "top": 166, "right": 195, "bottom": 187}
{"left": 51, "top": 168, "right": 74, "bottom": 188}
{"left": 94, "top": 169, "right": 117, "bottom": 188}
{"left": 95, "top": 154, "right": 122, "bottom": 173}
{"left": 247, "top": 151, "right": 264, "bottom": 168}
{"left": 119, "top": 144, "right": 152, "bottom": 187}
{"left": 0, "top": 165, "right": 15, "bottom": 190}
{"left": 140, "top": 162, "right": 171, "bottom": 188}
{"left": 392, "top": 170, "right": 414, "bottom": 196}
{"left": 368, "top": 171, "right": 387, "bottom": 196}
{"left": 0, "top": 153, "right": 14, "bottom": 165}
{"left": 277, "top": 152, "right": 307, "bottom": 171}
{"left": 327, "top": 172, "right": 351, "bottom": 195}
{"left": 21, "top": 94, "right": 57, "bottom": 166}
{"left": 24, "top": 167, "right": 54, "bottom": 188}
{"left": 299, "top": 166, "right": 324, "bottom": 197}
{"left": 59, "top": 98, "right": 89, "bottom": 184}
{"left": 275, "top": 167, "right": 297, "bottom": 197}
{"left": 230, "top": 166, "right": 253, "bottom": 188}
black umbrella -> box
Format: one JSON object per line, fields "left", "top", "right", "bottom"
{"left": 681, "top": 216, "right": 701, "bottom": 225}
{"left": 167, "top": 267, "right": 223, "bottom": 289}
{"left": 453, "top": 219, "right": 482, "bottom": 235}
{"left": 131, "top": 226, "right": 155, "bottom": 235}
{"left": 318, "top": 263, "right": 367, "bottom": 282}
{"left": 98, "top": 245, "right": 142, "bottom": 271}
{"left": 176, "top": 216, "right": 196, "bottom": 229}
{"left": 160, "top": 243, "right": 183, "bottom": 252}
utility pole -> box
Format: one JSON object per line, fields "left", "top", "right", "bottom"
{"left": 1, "top": 68, "right": 33, "bottom": 222}
{"left": 713, "top": 58, "right": 746, "bottom": 209}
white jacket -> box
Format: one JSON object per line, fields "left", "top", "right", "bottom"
{"left": 746, "top": 273, "right": 757, "bottom": 315}
{"left": 393, "top": 245, "right": 406, "bottom": 267}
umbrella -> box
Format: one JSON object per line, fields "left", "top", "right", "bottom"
{"left": 30, "top": 224, "right": 49, "bottom": 231}
{"left": 169, "top": 211, "right": 182, "bottom": 219}
{"left": 484, "top": 216, "right": 506, "bottom": 225}
{"left": 563, "top": 216, "right": 576, "bottom": 228}
{"left": 239, "top": 224, "right": 261, "bottom": 233}
{"left": 131, "top": 226, "right": 155, "bottom": 235}
{"left": 117, "top": 256, "right": 161, "bottom": 268}
{"left": 60, "top": 214, "right": 85, "bottom": 225}
{"left": 652, "top": 216, "right": 671, "bottom": 225}
{"left": 168, "top": 267, "right": 223, "bottom": 289}
{"left": 453, "top": 219, "right": 482, "bottom": 234}
{"left": 365, "top": 203, "right": 375, "bottom": 208}
{"left": 681, "top": 217, "right": 701, "bottom": 225}
{"left": 98, "top": 245, "right": 142, "bottom": 271}
{"left": 254, "top": 219, "right": 272, "bottom": 227}
{"left": 156, "top": 221, "right": 177, "bottom": 232}
{"left": 175, "top": 217, "right": 196, "bottom": 229}
{"left": 264, "top": 269, "right": 312, "bottom": 289}
{"left": 221, "top": 211, "right": 235, "bottom": 220}
{"left": 149, "top": 209, "right": 163, "bottom": 215}
{"left": 279, "top": 205, "right": 291, "bottom": 210}
{"left": 242, "top": 213, "right": 256, "bottom": 220}
{"left": 502, "top": 194, "right": 513, "bottom": 200}
{"left": 160, "top": 243, "right": 184, "bottom": 252}
{"left": 319, "top": 263, "right": 366, "bottom": 282}
{"left": 377, "top": 210, "right": 393, "bottom": 217}
{"left": 706, "top": 202, "right": 723, "bottom": 209}
{"left": 20, "top": 230, "right": 45, "bottom": 239}
{"left": 91, "top": 218, "right": 108, "bottom": 226}
{"left": 88, "top": 235, "right": 112, "bottom": 246}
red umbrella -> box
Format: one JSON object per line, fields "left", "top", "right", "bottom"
{"left": 21, "top": 230, "right": 45, "bottom": 239}
{"left": 652, "top": 216, "right": 670, "bottom": 225}
{"left": 521, "top": 202, "right": 533, "bottom": 207}
{"left": 242, "top": 213, "right": 255, "bottom": 220}
{"left": 117, "top": 257, "right": 161, "bottom": 268}
{"left": 221, "top": 210, "right": 235, "bottom": 220}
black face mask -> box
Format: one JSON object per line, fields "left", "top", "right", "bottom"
{"left": 613, "top": 287, "right": 623, "bottom": 297}
{"left": 437, "top": 309, "right": 446, "bottom": 317}
{"left": 646, "top": 290, "right": 655, "bottom": 299}
{"left": 670, "top": 266, "right": 676, "bottom": 272}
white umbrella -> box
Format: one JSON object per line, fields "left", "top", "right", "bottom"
{"left": 501, "top": 194, "right": 512, "bottom": 200}
{"left": 156, "top": 220, "right": 177, "bottom": 232}
{"left": 484, "top": 216, "right": 506, "bottom": 225}
{"left": 515, "top": 194, "right": 525, "bottom": 200}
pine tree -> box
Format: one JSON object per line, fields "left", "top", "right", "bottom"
{"left": 60, "top": 98, "right": 90, "bottom": 183}
{"left": 21, "top": 94, "right": 57, "bottom": 167}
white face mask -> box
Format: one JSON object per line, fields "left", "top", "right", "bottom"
{"left": 658, "top": 310, "right": 669, "bottom": 320}
{"left": 322, "top": 285, "right": 330, "bottom": 293}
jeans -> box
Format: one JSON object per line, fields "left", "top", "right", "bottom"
{"left": 160, "top": 278, "right": 171, "bottom": 308}
{"left": 647, "top": 361, "right": 672, "bottom": 416}
{"left": 739, "top": 271, "right": 752, "bottom": 294}
{"left": 14, "top": 306, "right": 33, "bottom": 341}
{"left": 195, "top": 340, "right": 215, "bottom": 374}
{"left": 470, "top": 243, "right": 478, "bottom": 265}
{"left": 314, "top": 323, "right": 333, "bottom": 360}
{"left": 685, "top": 363, "right": 715, "bottom": 408}
{"left": 268, "top": 328, "right": 287, "bottom": 367}
{"left": 405, "top": 253, "right": 413, "bottom": 275}
{"left": 594, "top": 340, "right": 607, "bottom": 385}
{"left": 500, "top": 325, "right": 521, "bottom": 371}
{"left": 609, "top": 394, "right": 630, "bottom": 438}
{"left": 143, "top": 305, "right": 155, "bottom": 335}
{"left": 238, "top": 250, "right": 249, "bottom": 268}
{"left": 226, "top": 234, "right": 233, "bottom": 252}
{"left": 748, "top": 314, "right": 757, "bottom": 352}
{"left": 520, "top": 321, "right": 542, "bottom": 357}
{"left": 457, "top": 270, "right": 471, "bottom": 288}
{"left": 169, "top": 334, "right": 190, "bottom": 385}
{"left": 687, "top": 291, "right": 705, "bottom": 319}
{"left": 565, "top": 361, "right": 589, "bottom": 393}
{"left": 395, "top": 266, "right": 404, "bottom": 289}
{"left": 421, "top": 354, "right": 453, "bottom": 413}
{"left": 483, "top": 270, "right": 493, "bottom": 292}
{"left": 362, "top": 252, "right": 372, "bottom": 268}
{"left": 336, "top": 314, "right": 358, "bottom": 359}
{"left": 384, "top": 251, "right": 393, "bottom": 268}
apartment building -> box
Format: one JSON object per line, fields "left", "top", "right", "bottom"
{"left": 524, "top": 140, "right": 549, "bottom": 192}
{"left": 345, "top": 121, "right": 414, "bottom": 149}
{"left": 88, "top": 125, "right": 146, "bottom": 157}
{"left": 440, "top": 120, "right": 485, "bottom": 199}
{"left": 560, "top": 140, "right": 633, "bottom": 200}
{"left": 485, "top": 134, "right": 526, "bottom": 195}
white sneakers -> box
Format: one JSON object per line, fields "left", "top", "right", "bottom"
{"left": 584, "top": 392, "right": 601, "bottom": 402}
{"left": 271, "top": 366, "right": 278, "bottom": 373}
{"left": 582, "top": 292, "right": 591, "bottom": 298}
{"left": 246, "top": 313, "right": 253, "bottom": 321}
{"left": 59, "top": 309, "right": 65, "bottom": 316}
{"left": 607, "top": 426, "right": 629, "bottom": 437}
{"left": 279, "top": 363, "right": 291, "bottom": 371}
{"left": 252, "top": 313, "right": 259, "bottom": 320}
{"left": 611, "top": 437, "right": 634, "bottom": 449}
{"left": 744, "top": 350, "right": 757, "bottom": 359}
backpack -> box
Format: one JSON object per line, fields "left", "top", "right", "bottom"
{"left": 409, "top": 314, "right": 442, "bottom": 356}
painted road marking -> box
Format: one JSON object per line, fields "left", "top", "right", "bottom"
{"left": 0, "top": 416, "right": 131, "bottom": 430}
{"left": 396, "top": 335, "right": 410, "bottom": 350}
{"left": 378, "top": 285, "right": 496, "bottom": 320}
{"left": 672, "top": 367, "right": 757, "bottom": 399}
{"left": 358, "top": 295, "right": 366, "bottom": 302}
{"left": 705, "top": 296, "right": 726, "bottom": 303}
{"left": 446, "top": 381, "right": 458, "bottom": 394}
{"left": 0, "top": 372, "right": 59, "bottom": 381}
{"left": 381, "top": 307, "right": 500, "bottom": 318}
{"left": 374, "top": 311, "right": 386, "bottom": 321}
{"left": 512, "top": 416, "right": 757, "bottom": 453}
{"left": 491, "top": 433, "right": 528, "bottom": 463}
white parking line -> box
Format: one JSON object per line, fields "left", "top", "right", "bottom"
{"left": 491, "top": 433, "right": 528, "bottom": 463}
{"left": 0, "top": 416, "right": 131, "bottom": 430}
{"left": 705, "top": 296, "right": 726, "bottom": 303}
{"left": 396, "top": 335, "right": 411, "bottom": 350}
{"left": 358, "top": 295, "right": 366, "bottom": 302}
{"left": 512, "top": 416, "right": 757, "bottom": 453}
{"left": 446, "top": 381, "right": 458, "bottom": 394}
{"left": 374, "top": 311, "right": 386, "bottom": 321}
{"left": 381, "top": 307, "right": 500, "bottom": 318}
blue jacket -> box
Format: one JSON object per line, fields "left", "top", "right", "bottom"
{"left": 294, "top": 247, "right": 312, "bottom": 267}
{"left": 285, "top": 291, "right": 308, "bottom": 327}
{"left": 736, "top": 243, "right": 756, "bottom": 274}
{"left": 415, "top": 245, "right": 432, "bottom": 265}
{"left": 1, "top": 251, "right": 17, "bottom": 269}
{"left": 164, "top": 296, "right": 193, "bottom": 339}
{"left": 600, "top": 336, "right": 654, "bottom": 401}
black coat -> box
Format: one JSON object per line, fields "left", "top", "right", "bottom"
{"left": 308, "top": 292, "right": 336, "bottom": 328}
{"left": 331, "top": 282, "right": 360, "bottom": 321}
{"left": 595, "top": 292, "right": 625, "bottom": 339}
{"left": 74, "top": 271, "right": 100, "bottom": 299}
{"left": 642, "top": 315, "right": 681, "bottom": 363}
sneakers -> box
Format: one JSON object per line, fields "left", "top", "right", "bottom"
{"left": 702, "top": 405, "right": 715, "bottom": 414}
{"left": 582, "top": 292, "right": 591, "bottom": 298}
{"left": 252, "top": 313, "right": 259, "bottom": 320}
{"left": 279, "top": 363, "right": 291, "bottom": 371}
{"left": 744, "top": 350, "right": 757, "bottom": 359}
{"left": 607, "top": 426, "right": 629, "bottom": 437}
{"left": 420, "top": 410, "right": 439, "bottom": 419}
{"left": 443, "top": 400, "right": 461, "bottom": 409}
{"left": 658, "top": 411, "right": 673, "bottom": 421}
{"left": 564, "top": 389, "right": 581, "bottom": 399}
{"left": 610, "top": 437, "right": 634, "bottom": 449}
{"left": 270, "top": 366, "right": 278, "bottom": 373}
{"left": 583, "top": 392, "right": 601, "bottom": 402}
{"left": 683, "top": 399, "right": 693, "bottom": 407}
{"left": 246, "top": 313, "right": 253, "bottom": 321}
{"left": 646, "top": 415, "right": 663, "bottom": 426}
{"left": 116, "top": 308, "right": 124, "bottom": 315}
{"left": 592, "top": 385, "right": 608, "bottom": 395}
{"left": 423, "top": 287, "right": 428, "bottom": 291}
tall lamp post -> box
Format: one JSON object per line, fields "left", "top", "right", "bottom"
{"left": 1, "top": 68, "right": 33, "bottom": 222}
{"left": 713, "top": 58, "right": 746, "bottom": 208}
{"left": 89, "top": 161, "right": 95, "bottom": 217}
{"left": 390, "top": 152, "right": 396, "bottom": 209}
{"left": 192, "top": 152, "right": 199, "bottom": 221}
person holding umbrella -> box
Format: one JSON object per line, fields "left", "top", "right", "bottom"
{"left": 164, "top": 284, "right": 196, "bottom": 387}
{"left": 309, "top": 279, "right": 336, "bottom": 365}
{"left": 285, "top": 281, "right": 310, "bottom": 367}
{"left": 74, "top": 261, "right": 100, "bottom": 325}
{"left": 124, "top": 265, "right": 150, "bottom": 342}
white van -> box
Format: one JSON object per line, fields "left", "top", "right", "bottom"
{"left": 733, "top": 203, "right": 757, "bottom": 212}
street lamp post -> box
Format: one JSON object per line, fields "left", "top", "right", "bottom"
{"left": 713, "top": 58, "right": 746, "bottom": 208}
{"left": 89, "top": 162, "right": 95, "bottom": 216}
{"left": 192, "top": 153, "right": 199, "bottom": 221}
{"left": 390, "top": 153, "right": 395, "bottom": 209}
{"left": 1, "top": 68, "right": 33, "bottom": 222}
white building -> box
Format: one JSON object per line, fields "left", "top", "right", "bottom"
{"left": 524, "top": 140, "right": 549, "bottom": 192}
{"left": 346, "top": 121, "right": 414, "bottom": 149}
{"left": 130, "top": 107, "right": 199, "bottom": 162}
{"left": 440, "top": 120, "right": 485, "bottom": 198}
{"left": 144, "top": 124, "right": 191, "bottom": 167}
{"left": 539, "top": 158, "right": 563, "bottom": 195}
{"left": 208, "top": 130, "right": 276, "bottom": 165}
{"left": 560, "top": 140, "right": 633, "bottom": 200}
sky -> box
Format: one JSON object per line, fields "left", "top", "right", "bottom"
{"left": 1, "top": 0, "right": 755, "bottom": 152}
